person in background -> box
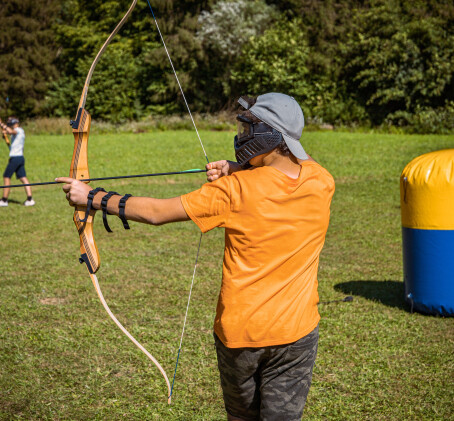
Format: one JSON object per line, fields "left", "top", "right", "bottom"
{"left": 58, "top": 93, "right": 334, "bottom": 420}
{"left": 0, "top": 116, "right": 35, "bottom": 206}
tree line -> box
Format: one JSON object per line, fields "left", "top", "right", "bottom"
{"left": 0, "top": 0, "right": 453, "bottom": 133}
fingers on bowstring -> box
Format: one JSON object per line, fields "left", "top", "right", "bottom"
{"left": 207, "top": 160, "right": 225, "bottom": 170}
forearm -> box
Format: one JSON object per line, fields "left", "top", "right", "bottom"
{"left": 90, "top": 192, "right": 189, "bottom": 225}
{"left": 226, "top": 160, "right": 242, "bottom": 174}
{"left": 0, "top": 122, "right": 14, "bottom": 135}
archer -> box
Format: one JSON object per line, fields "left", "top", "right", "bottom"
{"left": 58, "top": 93, "right": 334, "bottom": 420}
{"left": 0, "top": 117, "right": 35, "bottom": 207}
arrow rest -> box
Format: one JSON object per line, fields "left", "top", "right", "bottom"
{"left": 70, "top": 108, "right": 83, "bottom": 129}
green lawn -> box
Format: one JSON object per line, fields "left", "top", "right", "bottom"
{"left": 0, "top": 129, "right": 453, "bottom": 420}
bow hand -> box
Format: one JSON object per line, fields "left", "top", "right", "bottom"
{"left": 57, "top": 177, "right": 93, "bottom": 207}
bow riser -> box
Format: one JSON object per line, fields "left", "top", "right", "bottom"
{"left": 70, "top": 107, "right": 100, "bottom": 274}
{"left": 74, "top": 209, "right": 100, "bottom": 274}
{"left": 70, "top": 107, "right": 91, "bottom": 180}
{"left": 3, "top": 132, "right": 10, "bottom": 146}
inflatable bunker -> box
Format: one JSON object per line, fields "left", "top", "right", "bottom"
{"left": 400, "top": 149, "right": 454, "bottom": 316}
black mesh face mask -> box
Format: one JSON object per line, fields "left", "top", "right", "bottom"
{"left": 234, "top": 115, "right": 283, "bottom": 167}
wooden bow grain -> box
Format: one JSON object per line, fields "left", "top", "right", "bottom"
{"left": 3, "top": 131, "right": 10, "bottom": 147}
{"left": 69, "top": 0, "right": 139, "bottom": 273}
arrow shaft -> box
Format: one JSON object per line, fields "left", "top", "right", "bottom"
{"left": 0, "top": 169, "right": 206, "bottom": 189}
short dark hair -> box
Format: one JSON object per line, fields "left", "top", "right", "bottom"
{"left": 275, "top": 140, "right": 291, "bottom": 156}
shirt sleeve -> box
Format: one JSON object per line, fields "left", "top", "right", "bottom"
{"left": 181, "top": 176, "right": 232, "bottom": 233}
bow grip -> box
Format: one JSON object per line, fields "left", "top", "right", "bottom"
{"left": 70, "top": 107, "right": 100, "bottom": 273}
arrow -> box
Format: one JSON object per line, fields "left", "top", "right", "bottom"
{"left": 0, "top": 168, "right": 206, "bottom": 189}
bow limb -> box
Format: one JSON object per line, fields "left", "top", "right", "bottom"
{"left": 76, "top": 0, "right": 138, "bottom": 112}
{"left": 69, "top": 0, "right": 171, "bottom": 403}
{"left": 70, "top": 0, "right": 139, "bottom": 272}
{"left": 90, "top": 273, "right": 172, "bottom": 403}
{"left": 3, "top": 132, "right": 10, "bottom": 147}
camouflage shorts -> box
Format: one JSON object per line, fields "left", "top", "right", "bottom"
{"left": 214, "top": 325, "right": 319, "bottom": 421}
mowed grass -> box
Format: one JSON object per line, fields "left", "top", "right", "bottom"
{"left": 0, "top": 129, "right": 453, "bottom": 420}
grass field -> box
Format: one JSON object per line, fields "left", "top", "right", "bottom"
{"left": 0, "top": 129, "right": 453, "bottom": 420}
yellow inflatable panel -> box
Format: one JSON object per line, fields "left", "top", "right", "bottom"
{"left": 400, "top": 149, "right": 454, "bottom": 230}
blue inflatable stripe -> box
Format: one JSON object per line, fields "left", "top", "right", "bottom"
{"left": 402, "top": 227, "right": 454, "bottom": 316}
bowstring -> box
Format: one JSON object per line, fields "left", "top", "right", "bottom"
{"left": 146, "top": 0, "right": 209, "bottom": 164}
{"left": 145, "top": 1, "right": 210, "bottom": 401}
{"left": 170, "top": 234, "right": 203, "bottom": 399}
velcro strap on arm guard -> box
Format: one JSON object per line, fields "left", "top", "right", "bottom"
{"left": 100, "top": 191, "right": 120, "bottom": 233}
{"left": 80, "top": 187, "right": 106, "bottom": 222}
{"left": 118, "top": 194, "right": 132, "bottom": 230}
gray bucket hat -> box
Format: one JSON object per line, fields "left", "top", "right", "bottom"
{"left": 246, "top": 93, "right": 308, "bottom": 160}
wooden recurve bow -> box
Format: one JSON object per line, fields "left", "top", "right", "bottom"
{"left": 3, "top": 131, "right": 10, "bottom": 147}
{"left": 69, "top": 0, "right": 172, "bottom": 403}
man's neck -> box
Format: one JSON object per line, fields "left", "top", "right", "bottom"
{"left": 263, "top": 152, "right": 301, "bottom": 179}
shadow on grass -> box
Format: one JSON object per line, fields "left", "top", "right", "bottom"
{"left": 4, "top": 199, "right": 22, "bottom": 205}
{"left": 334, "top": 280, "right": 408, "bottom": 311}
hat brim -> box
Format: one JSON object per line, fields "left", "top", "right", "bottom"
{"left": 283, "top": 133, "right": 308, "bottom": 160}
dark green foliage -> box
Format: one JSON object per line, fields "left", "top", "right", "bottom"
{"left": 47, "top": 44, "right": 141, "bottom": 122}
{"left": 230, "top": 19, "right": 311, "bottom": 102}
{"left": 195, "top": 0, "right": 279, "bottom": 106}
{"left": 342, "top": 0, "right": 454, "bottom": 127}
{"left": 136, "top": 0, "right": 220, "bottom": 113}
{"left": 0, "top": 0, "right": 59, "bottom": 118}
{"left": 45, "top": 0, "right": 146, "bottom": 121}
{"left": 384, "top": 101, "right": 454, "bottom": 134}
{"left": 137, "top": 13, "right": 204, "bottom": 114}
{"left": 0, "top": 0, "right": 452, "bottom": 132}
{"left": 45, "top": 0, "right": 214, "bottom": 119}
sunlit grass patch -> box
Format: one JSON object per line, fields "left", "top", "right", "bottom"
{"left": 0, "top": 130, "right": 453, "bottom": 419}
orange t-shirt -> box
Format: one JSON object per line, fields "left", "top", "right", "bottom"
{"left": 181, "top": 161, "right": 335, "bottom": 348}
